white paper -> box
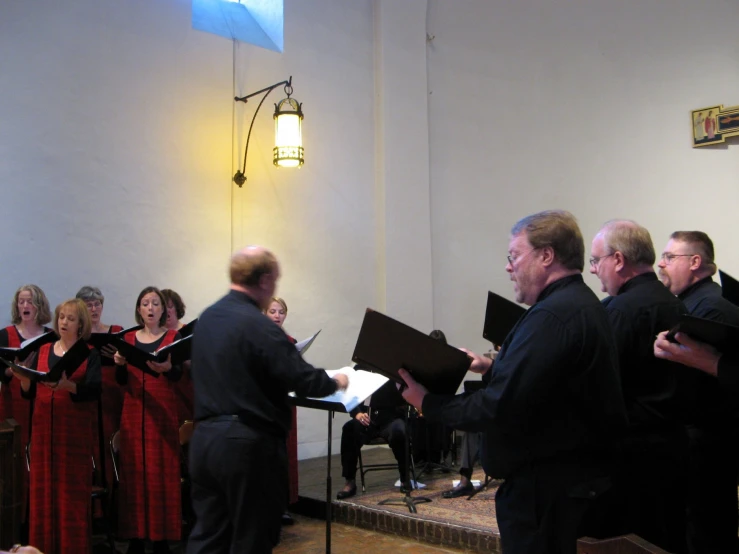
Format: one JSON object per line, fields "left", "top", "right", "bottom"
{"left": 453, "top": 479, "right": 481, "bottom": 487}
{"left": 394, "top": 479, "right": 426, "bottom": 489}
{"left": 297, "top": 366, "right": 389, "bottom": 412}
{"left": 296, "top": 329, "right": 321, "bottom": 354}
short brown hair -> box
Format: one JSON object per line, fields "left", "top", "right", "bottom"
{"left": 134, "top": 286, "right": 168, "bottom": 327}
{"left": 600, "top": 220, "right": 656, "bottom": 266}
{"left": 230, "top": 248, "right": 278, "bottom": 287}
{"left": 53, "top": 299, "right": 93, "bottom": 340}
{"left": 11, "top": 284, "right": 52, "bottom": 326}
{"left": 161, "top": 289, "right": 186, "bottom": 319}
{"left": 670, "top": 231, "right": 717, "bottom": 275}
{"left": 511, "top": 210, "right": 585, "bottom": 271}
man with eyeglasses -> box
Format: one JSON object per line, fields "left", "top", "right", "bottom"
{"left": 399, "top": 210, "right": 628, "bottom": 554}
{"left": 656, "top": 231, "right": 739, "bottom": 554}
{"left": 589, "top": 220, "right": 692, "bottom": 553}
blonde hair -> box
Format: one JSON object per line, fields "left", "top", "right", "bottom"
{"left": 266, "top": 297, "right": 288, "bottom": 314}
{"left": 11, "top": 284, "right": 52, "bottom": 325}
{"left": 53, "top": 299, "right": 93, "bottom": 340}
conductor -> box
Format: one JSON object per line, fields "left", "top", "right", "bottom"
{"left": 186, "top": 246, "right": 349, "bottom": 554}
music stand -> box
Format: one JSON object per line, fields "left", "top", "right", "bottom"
{"left": 377, "top": 404, "right": 431, "bottom": 513}
{"left": 290, "top": 367, "right": 388, "bottom": 554}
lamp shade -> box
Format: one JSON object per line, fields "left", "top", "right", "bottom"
{"left": 273, "top": 97, "right": 304, "bottom": 168}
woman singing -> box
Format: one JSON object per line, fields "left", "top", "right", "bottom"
{"left": 0, "top": 284, "right": 52, "bottom": 532}
{"left": 265, "top": 297, "right": 299, "bottom": 524}
{"left": 16, "top": 299, "right": 101, "bottom": 554}
{"left": 76, "top": 286, "right": 123, "bottom": 507}
{"left": 114, "top": 287, "right": 181, "bottom": 554}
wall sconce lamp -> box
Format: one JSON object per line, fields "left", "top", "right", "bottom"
{"left": 233, "top": 76, "right": 304, "bottom": 187}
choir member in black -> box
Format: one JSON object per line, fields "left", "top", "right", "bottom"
{"left": 589, "top": 220, "right": 692, "bottom": 553}
{"left": 16, "top": 299, "right": 101, "bottom": 554}
{"left": 113, "top": 287, "right": 182, "bottom": 554}
{"left": 187, "top": 246, "right": 348, "bottom": 554}
{"left": 657, "top": 231, "right": 739, "bottom": 553}
{"left": 399, "top": 211, "right": 628, "bottom": 554}
{"left": 0, "top": 284, "right": 52, "bottom": 538}
{"left": 336, "top": 368, "right": 408, "bottom": 500}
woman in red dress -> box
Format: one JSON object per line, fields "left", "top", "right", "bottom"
{"left": 161, "top": 289, "right": 193, "bottom": 424}
{"left": 0, "top": 284, "right": 52, "bottom": 533}
{"left": 265, "top": 297, "right": 300, "bottom": 523}
{"left": 15, "top": 299, "right": 101, "bottom": 554}
{"left": 113, "top": 287, "right": 181, "bottom": 554}
{"left": 76, "top": 286, "right": 123, "bottom": 506}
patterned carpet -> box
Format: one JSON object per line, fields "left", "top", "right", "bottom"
{"left": 337, "top": 467, "right": 502, "bottom": 535}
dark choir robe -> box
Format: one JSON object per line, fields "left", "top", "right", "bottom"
{"left": 116, "top": 329, "right": 182, "bottom": 542}
{"left": 286, "top": 334, "right": 299, "bottom": 505}
{"left": 95, "top": 324, "right": 124, "bottom": 500}
{"left": 0, "top": 325, "right": 40, "bottom": 524}
{"left": 24, "top": 342, "right": 101, "bottom": 554}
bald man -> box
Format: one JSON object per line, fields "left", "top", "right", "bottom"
{"left": 187, "top": 246, "right": 348, "bottom": 554}
{"left": 590, "top": 220, "right": 692, "bottom": 553}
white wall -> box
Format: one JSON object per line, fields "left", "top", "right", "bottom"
{"left": 0, "top": 0, "right": 233, "bottom": 326}
{"left": 426, "top": 0, "right": 739, "bottom": 356}
{"left": 4, "top": 0, "right": 739, "bottom": 460}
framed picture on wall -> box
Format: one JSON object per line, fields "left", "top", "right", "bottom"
{"left": 692, "top": 105, "right": 722, "bottom": 147}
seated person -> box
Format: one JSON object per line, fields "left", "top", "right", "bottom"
{"left": 442, "top": 431, "right": 481, "bottom": 498}
{"left": 336, "top": 369, "right": 408, "bottom": 499}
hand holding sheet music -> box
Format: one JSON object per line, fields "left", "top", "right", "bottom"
{"left": 0, "top": 331, "right": 56, "bottom": 362}
{"left": 0, "top": 339, "right": 89, "bottom": 383}
{"left": 290, "top": 366, "right": 386, "bottom": 413}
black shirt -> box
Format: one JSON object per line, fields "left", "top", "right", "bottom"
{"left": 422, "top": 274, "right": 627, "bottom": 479}
{"left": 191, "top": 289, "right": 338, "bottom": 438}
{"left": 679, "top": 276, "right": 739, "bottom": 424}
{"left": 605, "top": 272, "right": 691, "bottom": 428}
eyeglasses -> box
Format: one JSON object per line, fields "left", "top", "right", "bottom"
{"left": 589, "top": 253, "right": 615, "bottom": 268}
{"left": 660, "top": 253, "right": 695, "bottom": 265}
{"left": 85, "top": 301, "right": 103, "bottom": 309}
{"left": 507, "top": 249, "right": 538, "bottom": 266}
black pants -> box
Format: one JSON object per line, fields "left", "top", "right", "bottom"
{"left": 495, "top": 462, "right": 595, "bottom": 554}
{"left": 685, "top": 425, "right": 739, "bottom": 554}
{"left": 186, "top": 420, "right": 287, "bottom": 554}
{"left": 340, "top": 416, "right": 407, "bottom": 481}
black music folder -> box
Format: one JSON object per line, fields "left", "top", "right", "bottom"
{"left": 112, "top": 335, "right": 192, "bottom": 375}
{"left": 719, "top": 270, "right": 739, "bottom": 307}
{"left": 666, "top": 314, "right": 739, "bottom": 352}
{"left": 178, "top": 319, "right": 197, "bottom": 338}
{"left": 0, "top": 330, "right": 57, "bottom": 362}
{"left": 351, "top": 309, "right": 471, "bottom": 395}
{"left": 483, "top": 291, "right": 526, "bottom": 346}
{"left": 0, "top": 339, "right": 90, "bottom": 382}
{"left": 88, "top": 324, "right": 143, "bottom": 351}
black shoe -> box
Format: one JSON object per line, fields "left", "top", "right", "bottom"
{"left": 442, "top": 482, "right": 474, "bottom": 499}
{"left": 152, "top": 540, "right": 171, "bottom": 554}
{"left": 127, "top": 539, "right": 145, "bottom": 554}
{"left": 336, "top": 484, "right": 357, "bottom": 500}
{"left": 400, "top": 481, "right": 414, "bottom": 494}
{"left": 281, "top": 512, "right": 295, "bottom": 525}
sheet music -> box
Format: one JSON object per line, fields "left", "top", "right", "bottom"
{"left": 296, "top": 366, "right": 389, "bottom": 413}
{"left": 296, "top": 329, "right": 321, "bottom": 354}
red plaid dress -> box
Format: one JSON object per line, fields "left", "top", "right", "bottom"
{"left": 28, "top": 343, "right": 96, "bottom": 554}
{"left": 117, "top": 329, "right": 181, "bottom": 541}
{"left": 0, "top": 325, "right": 33, "bottom": 523}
